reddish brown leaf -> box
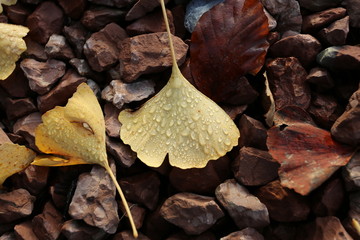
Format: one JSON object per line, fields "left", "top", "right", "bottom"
{"left": 190, "top": 0, "right": 269, "bottom": 104}
{"left": 267, "top": 122, "right": 354, "bottom": 195}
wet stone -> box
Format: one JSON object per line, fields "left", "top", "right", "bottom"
{"left": 81, "top": 7, "right": 126, "bottom": 31}
{"left": 220, "top": 228, "right": 264, "bottom": 240}
{"left": 106, "top": 137, "right": 137, "bottom": 168}
{"left": 297, "top": 0, "right": 343, "bottom": 11}
{"left": 45, "top": 34, "right": 75, "bottom": 60}
{"left": 14, "top": 221, "right": 39, "bottom": 240}
{"left": 160, "top": 192, "right": 224, "bottom": 235}
{"left": 346, "top": 0, "right": 360, "bottom": 28}
{"left": 20, "top": 59, "right": 66, "bottom": 95}
{"left": 238, "top": 114, "right": 267, "bottom": 150}
{"left": 13, "top": 112, "right": 42, "bottom": 150}
{"left": 11, "top": 165, "right": 49, "bottom": 196}
{"left": 342, "top": 151, "right": 360, "bottom": 191}
{"left": 318, "top": 16, "right": 349, "bottom": 46}
{"left": 104, "top": 103, "right": 121, "bottom": 138}
{"left": 302, "top": 7, "right": 347, "bottom": 33}
{"left": 0, "top": 189, "right": 35, "bottom": 224}
{"left": 233, "top": 147, "right": 279, "bottom": 186}
{"left": 215, "top": 179, "right": 270, "bottom": 229}
{"left": 126, "top": 0, "right": 168, "bottom": 21}
{"left": 61, "top": 220, "right": 108, "bottom": 240}
{"left": 57, "top": 0, "right": 86, "bottom": 19}
{"left": 63, "top": 22, "right": 90, "bottom": 58}
{"left": 306, "top": 67, "right": 334, "bottom": 90}
{"left": 317, "top": 45, "right": 360, "bottom": 71}
{"left": 5, "top": 97, "right": 37, "bottom": 120}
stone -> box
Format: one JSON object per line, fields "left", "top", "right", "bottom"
{"left": 63, "top": 22, "right": 90, "bottom": 58}
{"left": 297, "top": 0, "right": 343, "bottom": 11}
{"left": 346, "top": 0, "right": 360, "bottom": 28}
{"left": 37, "top": 69, "right": 86, "bottom": 113}
{"left": 260, "top": 0, "right": 302, "bottom": 34}
{"left": 169, "top": 156, "right": 231, "bottom": 195}
{"left": 0, "top": 128, "right": 11, "bottom": 144}
{"left": 69, "top": 58, "right": 102, "bottom": 81}
{"left": 45, "top": 34, "right": 75, "bottom": 60}
{"left": 5, "top": 3, "right": 31, "bottom": 25}
{"left": 24, "top": 37, "right": 47, "bottom": 61}
{"left": 69, "top": 163, "right": 119, "bottom": 234}
{"left": 20, "top": 59, "right": 66, "bottom": 95}
{"left": 126, "top": 0, "right": 169, "bottom": 21}
{"left": 84, "top": 23, "right": 128, "bottom": 72}
{"left": 11, "top": 165, "right": 49, "bottom": 195}
{"left": 220, "top": 228, "right": 264, "bottom": 240}
{"left": 104, "top": 103, "right": 121, "bottom": 138}
{"left": 113, "top": 231, "right": 150, "bottom": 240}
{"left": 302, "top": 7, "right": 347, "bottom": 33}
{"left": 317, "top": 45, "right": 360, "bottom": 70}
{"left": 32, "top": 201, "right": 63, "bottom": 240}
{"left": 57, "top": 0, "right": 86, "bottom": 19}
{"left": 101, "top": 79, "right": 155, "bottom": 109}
{"left": 171, "top": 5, "right": 187, "bottom": 39}
{"left": 61, "top": 220, "right": 108, "bottom": 240}
{"left": 269, "top": 34, "right": 322, "bottom": 68}
{"left": 238, "top": 114, "right": 267, "bottom": 150}
{"left": 81, "top": 7, "right": 126, "bottom": 31}
{"left": 14, "top": 221, "right": 39, "bottom": 240}
{"left": 88, "top": 0, "right": 136, "bottom": 8}
{"left": 119, "top": 32, "right": 188, "bottom": 82}
{"left": 142, "top": 207, "right": 175, "bottom": 240}
{"left": 119, "top": 203, "right": 147, "bottom": 230}
{"left": 13, "top": 112, "right": 42, "bottom": 149}
{"left": 0, "top": 189, "right": 35, "bottom": 224}
{"left": 126, "top": 9, "right": 175, "bottom": 36}
{"left": 221, "top": 105, "right": 247, "bottom": 120}
{"left": 266, "top": 57, "right": 311, "bottom": 110}
{"left": 160, "top": 192, "right": 224, "bottom": 235}
{"left": 167, "top": 231, "right": 216, "bottom": 240}
{"left": 215, "top": 179, "right": 270, "bottom": 229}
{"left": 309, "top": 216, "right": 353, "bottom": 240}
{"left": 318, "top": 16, "right": 349, "bottom": 46}
{"left": 343, "top": 151, "right": 360, "bottom": 191}
{"left": 0, "top": 66, "right": 32, "bottom": 98}
{"left": 233, "top": 147, "right": 279, "bottom": 186}
{"left": 0, "top": 233, "right": 15, "bottom": 240}
{"left": 331, "top": 87, "right": 360, "bottom": 145}
{"left": 306, "top": 67, "right": 334, "bottom": 90}
{"left": 5, "top": 97, "right": 37, "bottom": 120}
{"left": 264, "top": 8, "right": 277, "bottom": 31}
{"left": 255, "top": 180, "right": 310, "bottom": 222}
{"left": 26, "top": 1, "right": 64, "bottom": 44}
{"left": 120, "top": 171, "right": 160, "bottom": 210}
{"left": 106, "top": 137, "right": 137, "bottom": 168}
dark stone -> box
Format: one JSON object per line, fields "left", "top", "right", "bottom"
{"left": 45, "top": 34, "right": 75, "bottom": 60}
{"left": 220, "top": 228, "right": 264, "bottom": 240}
{"left": 346, "top": 0, "right": 360, "bottom": 28}
{"left": 106, "top": 137, "right": 137, "bottom": 168}
{"left": 298, "top": 0, "right": 343, "bottom": 11}
{"left": 238, "top": 114, "right": 267, "bottom": 150}
{"left": 57, "top": 0, "right": 87, "bottom": 19}
{"left": 104, "top": 103, "right": 121, "bottom": 138}
{"left": 306, "top": 67, "right": 335, "bottom": 90}
{"left": 343, "top": 151, "right": 360, "bottom": 191}
{"left": 12, "top": 112, "right": 42, "bottom": 149}
{"left": 5, "top": 3, "right": 31, "bottom": 25}
{"left": 87, "top": 0, "right": 136, "bottom": 8}
{"left": 0, "top": 65, "right": 32, "bottom": 98}
{"left": 142, "top": 206, "right": 175, "bottom": 240}
{"left": 5, "top": 97, "right": 37, "bottom": 120}
{"left": 221, "top": 105, "right": 247, "bottom": 121}
{"left": 318, "top": 16, "right": 349, "bottom": 46}
{"left": 69, "top": 58, "right": 102, "bottom": 81}
{"left": 167, "top": 231, "right": 216, "bottom": 240}
{"left": 302, "top": 7, "right": 347, "bottom": 33}
{"left": 0, "top": 232, "right": 15, "bottom": 240}
{"left": 125, "top": 0, "right": 168, "bottom": 21}
{"left": 113, "top": 231, "right": 150, "bottom": 240}
{"left": 317, "top": 45, "right": 360, "bottom": 70}
{"left": 119, "top": 203, "right": 147, "bottom": 230}
{"left": 81, "top": 7, "right": 126, "bottom": 31}
{"left": 63, "top": 22, "right": 90, "bottom": 58}
{"left": 309, "top": 216, "right": 353, "bottom": 240}
{"left": 14, "top": 221, "right": 39, "bottom": 240}
{"left": 10, "top": 165, "right": 49, "bottom": 195}
{"left": 61, "top": 220, "right": 108, "bottom": 240}
{"left": 24, "top": 37, "right": 47, "bottom": 61}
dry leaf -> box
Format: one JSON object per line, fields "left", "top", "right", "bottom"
{"left": 0, "top": 143, "right": 36, "bottom": 186}
{"left": 118, "top": 0, "right": 240, "bottom": 169}
{"left": 0, "top": 0, "right": 17, "bottom": 13}
{"left": 0, "top": 23, "right": 29, "bottom": 80}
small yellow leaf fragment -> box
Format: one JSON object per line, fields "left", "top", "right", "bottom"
{"left": 32, "top": 155, "right": 89, "bottom": 167}
{"left": 0, "top": 143, "right": 36, "bottom": 186}
{"left": 352, "top": 218, "right": 360, "bottom": 235}
{"left": 0, "top": 23, "right": 29, "bottom": 80}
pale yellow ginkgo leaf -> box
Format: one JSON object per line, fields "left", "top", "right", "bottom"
{"left": 0, "top": 142, "right": 36, "bottom": 186}
{"left": 118, "top": 0, "right": 240, "bottom": 169}
{"left": 0, "top": 23, "right": 29, "bottom": 80}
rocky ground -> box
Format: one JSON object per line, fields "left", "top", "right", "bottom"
{"left": 0, "top": 0, "right": 360, "bottom": 239}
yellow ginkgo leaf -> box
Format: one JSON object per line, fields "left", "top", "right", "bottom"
{"left": 118, "top": 0, "right": 240, "bottom": 169}
{"left": 0, "top": 22, "right": 29, "bottom": 80}
{"left": 0, "top": 142, "right": 36, "bottom": 186}
{"left": 32, "top": 155, "right": 89, "bottom": 166}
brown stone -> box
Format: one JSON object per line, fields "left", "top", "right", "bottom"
{"left": 119, "top": 202, "right": 146, "bottom": 230}
{"left": 302, "top": 7, "right": 347, "bottom": 33}
{"left": 87, "top": 0, "right": 136, "bottom": 8}
{"left": 269, "top": 34, "right": 322, "bottom": 67}
{"left": 120, "top": 171, "right": 160, "bottom": 210}
{"left": 113, "top": 231, "right": 150, "bottom": 240}
{"left": 119, "top": 32, "right": 188, "bottom": 82}
{"left": 0, "top": 189, "right": 35, "bottom": 224}
{"left": 167, "top": 231, "right": 216, "bottom": 240}
{"left": 238, "top": 114, "right": 267, "bottom": 150}
{"left": 160, "top": 192, "right": 224, "bottom": 235}
{"left": 317, "top": 45, "right": 360, "bottom": 70}
{"left": 69, "top": 58, "right": 102, "bottom": 81}
{"left": 306, "top": 67, "right": 334, "bottom": 90}
{"left": 125, "top": 0, "right": 169, "bottom": 21}
{"left": 220, "top": 228, "right": 264, "bottom": 240}
{"left": 0, "top": 232, "right": 15, "bottom": 240}
{"left": 11, "top": 165, "right": 49, "bottom": 195}
{"left": 20, "top": 59, "right": 66, "bottom": 95}
{"left": 45, "top": 34, "right": 75, "bottom": 60}
{"left": 233, "top": 147, "right": 279, "bottom": 186}
{"left": 309, "top": 216, "right": 353, "bottom": 240}
{"left": 318, "top": 16, "right": 349, "bottom": 46}
{"left": 104, "top": 103, "right": 121, "bottom": 138}
{"left": 106, "top": 137, "right": 137, "bottom": 168}
{"left": 5, "top": 3, "right": 30, "bottom": 25}
{"left": 297, "top": 0, "right": 343, "bottom": 12}
{"left": 24, "top": 37, "right": 47, "bottom": 61}
{"left": 171, "top": 5, "right": 187, "bottom": 39}
{"left": 81, "top": 7, "right": 126, "bottom": 31}
{"left": 343, "top": 151, "right": 360, "bottom": 191}
{"left": 84, "top": 23, "right": 128, "bottom": 72}
{"left": 221, "top": 105, "right": 247, "bottom": 121}
{"left": 346, "top": 0, "right": 360, "bottom": 28}
{"left": 32, "top": 201, "right": 63, "bottom": 240}
{"left": 142, "top": 206, "right": 175, "bottom": 240}
{"left": 37, "top": 69, "right": 86, "bottom": 113}
{"left": 14, "top": 221, "right": 39, "bottom": 240}
{"left": 57, "top": 0, "right": 87, "bottom": 19}
{"left": 63, "top": 22, "right": 90, "bottom": 58}
{"left": 5, "top": 97, "right": 37, "bottom": 120}
{"left": 0, "top": 65, "right": 32, "bottom": 98}
{"left": 266, "top": 57, "right": 311, "bottom": 110}
{"left": 255, "top": 180, "right": 310, "bottom": 222}
{"left": 26, "top": 1, "right": 64, "bottom": 44}
{"left": 169, "top": 156, "right": 231, "bottom": 194}
{"left": 13, "top": 112, "right": 42, "bottom": 149}
{"left": 61, "top": 220, "right": 107, "bottom": 240}
{"left": 215, "top": 179, "right": 270, "bottom": 229}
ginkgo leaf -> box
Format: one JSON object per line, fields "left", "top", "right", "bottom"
{"left": 118, "top": 0, "right": 240, "bottom": 169}
{"left": 0, "top": 142, "right": 36, "bottom": 186}
{"left": 0, "top": 0, "right": 17, "bottom": 13}
{"left": 0, "top": 23, "right": 29, "bottom": 80}
{"left": 32, "top": 155, "right": 89, "bottom": 166}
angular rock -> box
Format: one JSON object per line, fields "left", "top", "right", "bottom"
{"left": 101, "top": 79, "right": 155, "bottom": 109}
{"left": 5, "top": 97, "right": 37, "bottom": 120}
{"left": 119, "top": 203, "right": 147, "bottom": 230}
{"left": 266, "top": 57, "right": 311, "bottom": 110}
{"left": 81, "top": 7, "right": 126, "bottom": 31}
{"left": 297, "top": 0, "right": 343, "bottom": 11}
{"left": 113, "top": 231, "right": 150, "bottom": 240}
{"left": 260, "top": 0, "right": 302, "bottom": 34}
{"left": 14, "top": 221, "right": 39, "bottom": 240}
{"left": 167, "top": 231, "right": 216, "bottom": 240}
{"left": 69, "top": 58, "right": 102, "bottom": 81}
{"left": 57, "top": 0, "right": 86, "bottom": 19}
{"left": 84, "top": 23, "right": 128, "bottom": 72}
{"left": 13, "top": 112, "right": 42, "bottom": 149}
{"left": 215, "top": 179, "right": 270, "bottom": 229}
{"left": 220, "top": 228, "right": 264, "bottom": 240}
{"left": 37, "top": 69, "right": 86, "bottom": 113}
{"left": 269, "top": 34, "right": 322, "bottom": 67}
{"left": 255, "top": 180, "right": 310, "bottom": 222}
{"left": 0, "top": 65, "right": 32, "bottom": 98}
{"left": 45, "top": 34, "right": 75, "bottom": 60}
{"left": 11, "top": 165, "right": 49, "bottom": 195}
{"left": 160, "top": 192, "right": 224, "bottom": 235}
{"left": 106, "top": 137, "right": 137, "bottom": 168}
{"left": 318, "top": 16, "right": 349, "bottom": 46}
{"left": 24, "top": 37, "right": 47, "bottom": 61}
{"left": 221, "top": 104, "right": 247, "bottom": 121}
{"left": 302, "top": 7, "right": 347, "bottom": 33}
{"left": 343, "top": 151, "right": 360, "bottom": 191}
{"left": 142, "top": 206, "right": 175, "bottom": 240}
{"left": 20, "top": 59, "right": 66, "bottom": 95}
{"left": 120, "top": 171, "right": 160, "bottom": 210}
{"left": 61, "top": 220, "right": 107, "bottom": 240}
{"left": 0, "top": 232, "right": 15, "bottom": 240}
{"left": 104, "top": 103, "right": 121, "bottom": 138}
{"left": 63, "top": 22, "right": 90, "bottom": 58}
{"left": 317, "top": 45, "right": 360, "bottom": 70}
{"left": 5, "top": 4, "right": 31, "bottom": 25}
{"left": 26, "top": 1, "right": 64, "bottom": 44}
{"left": 238, "top": 114, "right": 268, "bottom": 150}
{"left": 0, "top": 189, "right": 35, "bottom": 224}
{"left": 169, "top": 156, "right": 231, "bottom": 194}
{"left": 346, "top": 0, "right": 360, "bottom": 28}
{"left": 233, "top": 147, "right": 279, "bottom": 186}
{"left": 331, "top": 87, "right": 360, "bottom": 145}
{"left": 306, "top": 67, "right": 334, "bottom": 90}
{"left": 126, "top": 0, "right": 168, "bottom": 21}
{"left": 69, "top": 163, "right": 119, "bottom": 234}
{"left": 87, "top": 0, "right": 137, "bottom": 8}
{"left": 119, "top": 32, "right": 188, "bottom": 82}
{"left": 309, "top": 216, "right": 352, "bottom": 240}
{"left": 32, "top": 201, "right": 63, "bottom": 240}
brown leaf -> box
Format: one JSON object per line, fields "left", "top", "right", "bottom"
{"left": 190, "top": 0, "right": 269, "bottom": 104}
{"left": 267, "top": 122, "right": 354, "bottom": 195}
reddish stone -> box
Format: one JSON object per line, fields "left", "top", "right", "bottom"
{"left": 302, "top": 7, "right": 347, "bottom": 33}
{"left": 32, "top": 202, "right": 63, "bottom": 240}
{"left": 24, "top": 37, "right": 47, "bottom": 61}
{"left": 221, "top": 105, "right": 247, "bottom": 121}
{"left": 125, "top": 0, "right": 169, "bottom": 21}
{"left": 5, "top": 3, "right": 31, "bottom": 25}
{"left": 57, "top": 0, "right": 86, "bottom": 19}
{"left": 5, "top": 97, "right": 37, "bottom": 120}
{"left": 318, "top": 16, "right": 349, "bottom": 46}
{"left": 221, "top": 228, "right": 264, "bottom": 240}
{"left": 317, "top": 45, "right": 360, "bottom": 70}
{"left": 63, "top": 22, "right": 90, "bottom": 58}
{"left": 13, "top": 112, "right": 42, "bottom": 150}
{"left": 87, "top": 0, "right": 136, "bottom": 8}
{"left": 119, "top": 202, "right": 146, "bottom": 230}
{"left": 306, "top": 67, "right": 334, "bottom": 90}
{"left": 309, "top": 216, "right": 353, "bottom": 240}
{"left": 0, "top": 65, "right": 32, "bottom": 98}
{"left": 106, "top": 137, "right": 137, "bottom": 168}
{"left": 346, "top": 0, "right": 360, "bottom": 28}
{"left": 81, "top": 7, "right": 126, "bottom": 31}
{"left": 14, "top": 221, "right": 39, "bottom": 240}
{"left": 238, "top": 114, "right": 267, "bottom": 150}
{"left": 11, "top": 165, "right": 49, "bottom": 195}
{"left": 45, "top": 34, "right": 75, "bottom": 60}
